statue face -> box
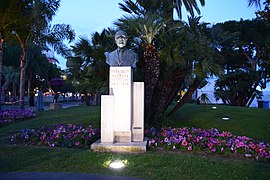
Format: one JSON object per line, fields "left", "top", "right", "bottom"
{"left": 115, "top": 35, "right": 128, "bottom": 48}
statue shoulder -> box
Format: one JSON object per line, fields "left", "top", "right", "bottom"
{"left": 127, "top": 49, "right": 136, "bottom": 53}
{"left": 106, "top": 49, "right": 118, "bottom": 58}
{"left": 127, "top": 49, "right": 138, "bottom": 56}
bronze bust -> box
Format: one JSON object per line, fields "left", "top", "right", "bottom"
{"left": 105, "top": 30, "right": 138, "bottom": 68}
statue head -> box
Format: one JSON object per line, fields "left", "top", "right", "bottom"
{"left": 115, "top": 30, "right": 128, "bottom": 48}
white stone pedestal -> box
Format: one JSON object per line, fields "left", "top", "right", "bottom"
{"left": 101, "top": 95, "right": 114, "bottom": 143}
{"left": 132, "top": 82, "right": 144, "bottom": 141}
{"left": 91, "top": 66, "right": 146, "bottom": 153}
{"left": 109, "top": 67, "right": 132, "bottom": 143}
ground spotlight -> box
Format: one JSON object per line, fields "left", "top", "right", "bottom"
{"left": 212, "top": 106, "right": 217, "bottom": 109}
{"left": 109, "top": 161, "right": 125, "bottom": 170}
{"left": 222, "top": 117, "right": 230, "bottom": 121}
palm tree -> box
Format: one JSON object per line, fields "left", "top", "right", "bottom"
{"left": 10, "top": 0, "right": 74, "bottom": 109}
{"left": 247, "top": 0, "right": 261, "bottom": 7}
{"left": 116, "top": 12, "right": 167, "bottom": 124}
{"left": 116, "top": 1, "right": 222, "bottom": 124}
{"left": 68, "top": 29, "right": 114, "bottom": 102}
{"left": 119, "top": 0, "right": 205, "bottom": 21}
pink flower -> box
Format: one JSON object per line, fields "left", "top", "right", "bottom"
{"left": 207, "top": 143, "right": 213, "bottom": 149}
{"left": 236, "top": 143, "right": 242, "bottom": 148}
{"left": 250, "top": 143, "right": 256, "bottom": 149}
{"left": 182, "top": 140, "right": 188, "bottom": 146}
{"left": 75, "top": 142, "right": 80, "bottom": 146}
{"left": 188, "top": 146, "right": 192, "bottom": 151}
{"left": 239, "top": 142, "right": 244, "bottom": 147}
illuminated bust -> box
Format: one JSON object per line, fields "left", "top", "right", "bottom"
{"left": 105, "top": 30, "right": 138, "bottom": 68}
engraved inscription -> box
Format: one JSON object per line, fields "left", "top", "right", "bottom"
{"left": 110, "top": 69, "right": 130, "bottom": 86}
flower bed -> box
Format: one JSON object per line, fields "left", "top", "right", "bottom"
{"left": 145, "top": 127, "right": 270, "bottom": 162}
{"left": 11, "top": 124, "right": 100, "bottom": 148}
{"left": 10, "top": 124, "right": 270, "bottom": 161}
{"left": 0, "top": 109, "right": 35, "bottom": 126}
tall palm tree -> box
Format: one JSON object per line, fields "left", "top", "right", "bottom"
{"left": 116, "top": 0, "right": 213, "bottom": 124}
{"left": 10, "top": 0, "right": 74, "bottom": 109}
{"left": 116, "top": 12, "right": 167, "bottom": 124}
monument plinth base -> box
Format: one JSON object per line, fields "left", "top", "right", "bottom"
{"left": 91, "top": 139, "right": 147, "bottom": 154}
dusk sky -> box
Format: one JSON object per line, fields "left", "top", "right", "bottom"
{"left": 51, "top": 0, "right": 260, "bottom": 69}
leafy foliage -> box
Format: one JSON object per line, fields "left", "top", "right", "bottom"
{"left": 213, "top": 19, "right": 270, "bottom": 107}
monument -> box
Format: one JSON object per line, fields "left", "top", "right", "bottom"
{"left": 91, "top": 30, "right": 147, "bottom": 153}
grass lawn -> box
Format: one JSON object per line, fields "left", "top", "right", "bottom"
{"left": 0, "top": 104, "right": 270, "bottom": 179}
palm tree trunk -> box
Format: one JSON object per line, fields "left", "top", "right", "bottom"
{"left": 143, "top": 44, "right": 160, "bottom": 122}
{"left": 167, "top": 77, "right": 202, "bottom": 117}
{"left": 163, "top": 74, "right": 185, "bottom": 111}
{"left": 19, "top": 48, "right": 27, "bottom": 109}
{"left": 149, "top": 74, "right": 185, "bottom": 125}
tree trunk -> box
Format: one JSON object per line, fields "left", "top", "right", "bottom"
{"left": 163, "top": 75, "right": 185, "bottom": 112}
{"left": 19, "top": 48, "right": 27, "bottom": 109}
{"left": 13, "top": 82, "right": 16, "bottom": 102}
{"left": 167, "top": 77, "right": 202, "bottom": 117}
{"left": 0, "top": 32, "right": 3, "bottom": 110}
{"left": 149, "top": 73, "right": 185, "bottom": 125}
{"left": 143, "top": 44, "right": 160, "bottom": 123}
{"left": 1, "top": 81, "right": 10, "bottom": 105}
{"left": 27, "top": 73, "right": 32, "bottom": 97}
{"left": 246, "top": 92, "right": 256, "bottom": 107}
{"left": 149, "top": 81, "right": 171, "bottom": 125}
